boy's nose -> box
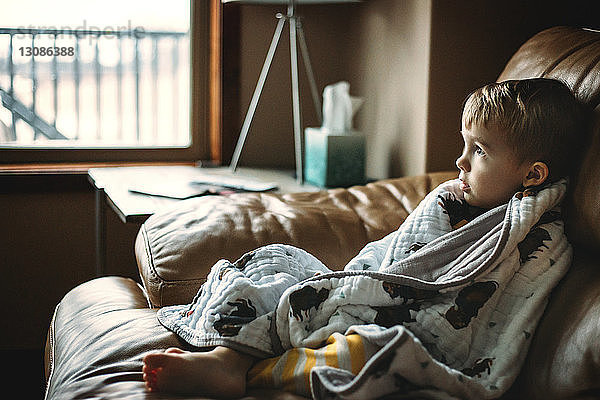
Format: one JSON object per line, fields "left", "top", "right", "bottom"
{"left": 456, "top": 155, "right": 469, "bottom": 172}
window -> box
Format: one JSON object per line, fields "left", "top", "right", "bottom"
{"left": 0, "top": 0, "right": 211, "bottom": 164}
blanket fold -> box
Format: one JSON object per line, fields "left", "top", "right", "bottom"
{"left": 157, "top": 179, "right": 571, "bottom": 399}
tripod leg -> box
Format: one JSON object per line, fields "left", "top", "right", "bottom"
{"left": 297, "top": 20, "right": 322, "bottom": 124}
{"left": 290, "top": 15, "right": 304, "bottom": 184}
{"left": 230, "top": 16, "right": 286, "bottom": 172}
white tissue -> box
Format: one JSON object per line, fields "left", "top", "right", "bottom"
{"left": 322, "top": 81, "right": 363, "bottom": 134}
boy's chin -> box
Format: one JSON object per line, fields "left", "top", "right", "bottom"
{"left": 464, "top": 193, "right": 489, "bottom": 209}
{"left": 464, "top": 193, "right": 506, "bottom": 209}
{"left": 463, "top": 192, "right": 477, "bottom": 206}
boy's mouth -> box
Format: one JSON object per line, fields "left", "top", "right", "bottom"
{"left": 459, "top": 179, "right": 471, "bottom": 192}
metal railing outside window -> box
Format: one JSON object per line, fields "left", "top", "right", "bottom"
{"left": 0, "top": 27, "right": 190, "bottom": 147}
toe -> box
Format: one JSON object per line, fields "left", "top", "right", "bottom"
{"left": 165, "top": 347, "right": 187, "bottom": 354}
{"left": 143, "top": 352, "right": 169, "bottom": 370}
{"left": 142, "top": 363, "right": 152, "bottom": 374}
{"left": 143, "top": 368, "right": 160, "bottom": 392}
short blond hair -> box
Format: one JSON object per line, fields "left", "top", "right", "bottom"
{"left": 462, "top": 78, "right": 588, "bottom": 181}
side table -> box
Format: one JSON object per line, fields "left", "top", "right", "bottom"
{"left": 88, "top": 165, "right": 319, "bottom": 276}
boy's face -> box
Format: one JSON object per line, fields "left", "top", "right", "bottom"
{"left": 456, "top": 123, "right": 532, "bottom": 209}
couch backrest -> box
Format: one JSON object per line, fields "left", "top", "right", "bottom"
{"left": 497, "top": 26, "right": 600, "bottom": 252}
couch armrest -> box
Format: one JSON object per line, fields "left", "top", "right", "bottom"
{"left": 136, "top": 171, "right": 456, "bottom": 307}
{"left": 44, "top": 277, "right": 168, "bottom": 399}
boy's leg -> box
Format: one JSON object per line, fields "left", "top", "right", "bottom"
{"left": 248, "top": 332, "right": 379, "bottom": 397}
{"left": 143, "top": 346, "right": 256, "bottom": 397}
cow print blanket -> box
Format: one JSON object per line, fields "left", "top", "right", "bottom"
{"left": 157, "top": 179, "right": 571, "bottom": 399}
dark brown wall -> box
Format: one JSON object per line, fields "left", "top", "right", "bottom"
{"left": 224, "top": 1, "right": 433, "bottom": 179}
{"left": 0, "top": 178, "right": 141, "bottom": 350}
{"left": 222, "top": 3, "right": 362, "bottom": 168}
{"left": 348, "top": 0, "right": 432, "bottom": 178}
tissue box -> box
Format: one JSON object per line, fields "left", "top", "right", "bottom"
{"left": 304, "top": 127, "right": 365, "bottom": 188}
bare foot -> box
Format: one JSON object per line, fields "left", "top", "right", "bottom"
{"left": 142, "top": 346, "right": 256, "bottom": 397}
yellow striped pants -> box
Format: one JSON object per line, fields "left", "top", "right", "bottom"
{"left": 247, "top": 332, "right": 379, "bottom": 397}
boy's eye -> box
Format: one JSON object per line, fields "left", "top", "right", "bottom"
{"left": 474, "top": 145, "right": 485, "bottom": 156}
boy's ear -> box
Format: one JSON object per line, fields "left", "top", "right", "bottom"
{"left": 523, "top": 161, "right": 549, "bottom": 187}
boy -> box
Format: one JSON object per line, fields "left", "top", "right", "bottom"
{"left": 143, "top": 78, "right": 587, "bottom": 399}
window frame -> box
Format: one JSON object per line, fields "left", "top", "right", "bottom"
{"left": 0, "top": 1, "right": 213, "bottom": 165}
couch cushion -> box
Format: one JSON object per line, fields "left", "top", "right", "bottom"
{"left": 136, "top": 172, "right": 456, "bottom": 307}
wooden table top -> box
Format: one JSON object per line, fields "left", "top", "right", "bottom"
{"left": 88, "top": 165, "right": 320, "bottom": 223}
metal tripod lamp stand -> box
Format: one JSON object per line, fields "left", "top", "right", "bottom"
{"left": 227, "top": 0, "right": 323, "bottom": 184}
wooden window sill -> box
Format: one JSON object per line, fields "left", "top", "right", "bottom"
{"left": 0, "top": 161, "right": 197, "bottom": 176}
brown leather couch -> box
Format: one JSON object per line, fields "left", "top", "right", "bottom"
{"left": 45, "top": 26, "right": 600, "bottom": 399}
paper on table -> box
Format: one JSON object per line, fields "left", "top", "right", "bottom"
{"left": 191, "top": 174, "right": 278, "bottom": 192}
{"left": 128, "top": 170, "right": 279, "bottom": 199}
{"left": 128, "top": 181, "right": 215, "bottom": 200}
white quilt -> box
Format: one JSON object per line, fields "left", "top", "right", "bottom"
{"left": 158, "top": 179, "right": 571, "bottom": 399}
